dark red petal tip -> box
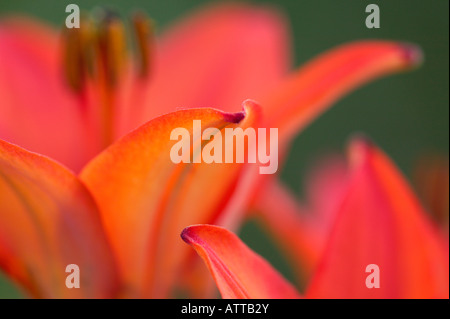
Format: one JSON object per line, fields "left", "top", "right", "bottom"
{"left": 180, "top": 227, "right": 191, "bottom": 243}
{"left": 400, "top": 43, "right": 424, "bottom": 67}
{"left": 181, "top": 226, "right": 199, "bottom": 244}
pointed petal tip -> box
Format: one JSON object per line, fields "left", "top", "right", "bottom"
{"left": 347, "top": 134, "right": 374, "bottom": 167}
{"left": 181, "top": 224, "right": 216, "bottom": 245}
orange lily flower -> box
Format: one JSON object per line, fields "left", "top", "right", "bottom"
{"left": 0, "top": 3, "right": 424, "bottom": 298}
{"left": 182, "top": 138, "right": 450, "bottom": 299}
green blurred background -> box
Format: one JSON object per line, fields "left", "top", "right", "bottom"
{"left": 0, "top": 0, "right": 448, "bottom": 298}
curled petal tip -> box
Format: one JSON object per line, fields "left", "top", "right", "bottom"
{"left": 242, "top": 99, "right": 259, "bottom": 108}
{"left": 221, "top": 99, "right": 261, "bottom": 125}
{"left": 222, "top": 111, "right": 246, "bottom": 124}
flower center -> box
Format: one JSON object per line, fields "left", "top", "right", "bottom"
{"left": 62, "top": 9, "right": 153, "bottom": 146}
{"left": 63, "top": 9, "right": 153, "bottom": 91}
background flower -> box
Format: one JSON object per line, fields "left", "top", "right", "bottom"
{"left": 182, "top": 138, "right": 449, "bottom": 298}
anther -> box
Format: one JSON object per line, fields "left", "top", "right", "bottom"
{"left": 132, "top": 12, "right": 154, "bottom": 78}
{"left": 62, "top": 16, "right": 95, "bottom": 92}
{"left": 96, "top": 10, "right": 126, "bottom": 88}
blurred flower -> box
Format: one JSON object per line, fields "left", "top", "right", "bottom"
{"left": 182, "top": 138, "right": 449, "bottom": 299}
{"left": 0, "top": 4, "right": 423, "bottom": 298}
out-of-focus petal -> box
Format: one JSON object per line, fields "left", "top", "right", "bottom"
{"left": 251, "top": 177, "right": 323, "bottom": 285}
{"left": 123, "top": 3, "right": 289, "bottom": 134}
{"left": 303, "top": 155, "right": 349, "bottom": 228}
{"left": 261, "top": 41, "right": 423, "bottom": 144}
{"left": 0, "top": 139, "right": 118, "bottom": 298}
{"left": 80, "top": 101, "right": 260, "bottom": 298}
{"left": 413, "top": 155, "right": 449, "bottom": 233}
{"left": 306, "top": 139, "right": 449, "bottom": 298}
{"left": 176, "top": 255, "right": 218, "bottom": 298}
{"left": 0, "top": 17, "right": 94, "bottom": 172}
{"left": 181, "top": 224, "right": 301, "bottom": 299}
{"left": 251, "top": 157, "right": 349, "bottom": 286}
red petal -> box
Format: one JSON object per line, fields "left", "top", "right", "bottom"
{"left": 0, "top": 139, "right": 118, "bottom": 298}
{"left": 306, "top": 139, "right": 449, "bottom": 298}
{"left": 181, "top": 224, "right": 301, "bottom": 299}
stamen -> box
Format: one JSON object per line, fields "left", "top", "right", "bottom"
{"left": 62, "top": 8, "right": 155, "bottom": 147}
{"left": 132, "top": 12, "right": 154, "bottom": 78}
{"left": 96, "top": 11, "right": 126, "bottom": 88}
{"left": 62, "top": 16, "right": 95, "bottom": 92}
{"left": 63, "top": 9, "right": 154, "bottom": 90}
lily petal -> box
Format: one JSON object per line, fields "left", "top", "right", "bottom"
{"left": 251, "top": 177, "right": 323, "bottom": 286}
{"left": 306, "top": 138, "right": 449, "bottom": 298}
{"left": 0, "top": 139, "right": 118, "bottom": 298}
{"left": 251, "top": 156, "right": 349, "bottom": 285}
{"left": 181, "top": 224, "right": 301, "bottom": 299}
{"left": 0, "top": 18, "right": 93, "bottom": 172}
{"left": 80, "top": 101, "right": 260, "bottom": 298}
{"left": 126, "top": 3, "right": 289, "bottom": 133}
{"left": 261, "top": 41, "right": 423, "bottom": 143}
{"left": 413, "top": 155, "right": 449, "bottom": 233}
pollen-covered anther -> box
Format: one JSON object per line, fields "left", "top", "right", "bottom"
{"left": 62, "top": 9, "right": 154, "bottom": 92}
{"left": 132, "top": 12, "right": 154, "bottom": 78}
{"left": 62, "top": 16, "right": 95, "bottom": 92}
{"left": 96, "top": 13, "right": 126, "bottom": 88}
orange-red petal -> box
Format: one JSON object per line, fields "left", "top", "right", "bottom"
{"left": 0, "top": 139, "right": 118, "bottom": 298}
{"left": 80, "top": 102, "right": 260, "bottom": 298}
{"left": 181, "top": 224, "right": 301, "bottom": 299}
{"left": 306, "top": 139, "right": 449, "bottom": 298}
